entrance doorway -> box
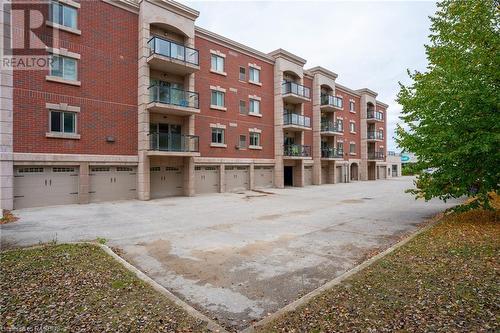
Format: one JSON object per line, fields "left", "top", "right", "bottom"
{"left": 284, "top": 166, "right": 293, "bottom": 186}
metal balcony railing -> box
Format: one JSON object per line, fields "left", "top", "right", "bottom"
{"left": 321, "top": 121, "right": 343, "bottom": 133}
{"left": 282, "top": 81, "right": 310, "bottom": 99}
{"left": 367, "top": 110, "right": 384, "bottom": 120}
{"left": 367, "top": 131, "right": 384, "bottom": 140}
{"left": 148, "top": 85, "right": 199, "bottom": 109}
{"left": 321, "top": 147, "right": 343, "bottom": 158}
{"left": 368, "top": 151, "right": 385, "bottom": 160}
{"left": 283, "top": 112, "right": 311, "bottom": 128}
{"left": 149, "top": 133, "right": 199, "bottom": 152}
{"left": 284, "top": 144, "right": 311, "bottom": 157}
{"left": 321, "top": 94, "right": 343, "bottom": 108}
{"left": 148, "top": 36, "right": 199, "bottom": 66}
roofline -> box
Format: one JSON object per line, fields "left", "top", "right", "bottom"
{"left": 195, "top": 26, "right": 275, "bottom": 64}
{"left": 145, "top": 0, "right": 199, "bottom": 20}
{"left": 335, "top": 83, "right": 361, "bottom": 97}
{"left": 306, "top": 66, "right": 338, "bottom": 80}
{"left": 102, "top": 0, "right": 139, "bottom": 14}
{"left": 376, "top": 100, "right": 389, "bottom": 108}
{"left": 268, "top": 48, "right": 307, "bottom": 66}
{"left": 355, "top": 88, "right": 378, "bottom": 98}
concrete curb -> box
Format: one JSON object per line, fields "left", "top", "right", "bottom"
{"left": 240, "top": 214, "right": 443, "bottom": 333}
{"left": 96, "top": 243, "right": 229, "bottom": 333}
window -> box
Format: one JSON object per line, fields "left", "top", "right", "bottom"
{"left": 334, "top": 96, "right": 343, "bottom": 108}
{"left": 50, "top": 55, "right": 77, "bottom": 81}
{"left": 249, "top": 67, "right": 260, "bottom": 83}
{"left": 211, "top": 128, "right": 225, "bottom": 144}
{"left": 239, "top": 135, "right": 247, "bottom": 148}
{"left": 350, "top": 122, "right": 356, "bottom": 133}
{"left": 239, "top": 67, "right": 246, "bottom": 81}
{"left": 239, "top": 100, "right": 247, "bottom": 114}
{"left": 50, "top": 110, "right": 76, "bottom": 134}
{"left": 349, "top": 101, "right": 355, "bottom": 112}
{"left": 337, "top": 119, "right": 344, "bottom": 131}
{"left": 211, "top": 54, "right": 224, "bottom": 73}
{"left": 249, "top": 99, "right": 260, "bottom": 114}
{"left": 50, "top": 1, "right": 78, "bottom": 29}
{"left": 337, "top": 142, "right": 344, "bottom": 154}
{"left": 350, "top": 143, "right": 356, "bottom": 154}
{"left": 211, "top": 90, "right": 225, "bottom": 107}
{"left": 249, "top": 132, "right": 261, "bottom": 147}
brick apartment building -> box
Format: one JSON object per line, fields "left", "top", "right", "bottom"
{"left": 0, "top": 0, "right": 401, "bottom": 210}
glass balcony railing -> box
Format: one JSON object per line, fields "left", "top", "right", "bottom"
{"left": 283, "top": 144, "right": 311, "bottom": 157}
{"left": 367, "top": 131, "right": 384, "bottom": 140}
{"left": 321, "top": 147, "right": 343, "bottom": 158}
{"left": 321, "top": 94, "right": 343, "bottom": 108}
{"left": 148, "top": 36, "right": 199, "bottom": 66}
{"left": 282, "top": 81, "right": 310, "bottom": 99}
{"left": 148, "top": 85, "right": 199, "bottom": 109}
{"left": 149, "top": 133, "right": 199, "bottom": 152}
{"left": 283, "top": 112, "right": 311, "bottom": 128}
{"left": 368, "top": 151, "right": 385, "bottom": 160}
{"left": 367, "top": 110, "right": 384, "bottom": 120}
{"left": 321, "top": 121, "right": 343, "bottom": 133}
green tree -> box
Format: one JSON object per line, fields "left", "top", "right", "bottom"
{"left": 396, "top": 0, "right": 500, "bottom": 210}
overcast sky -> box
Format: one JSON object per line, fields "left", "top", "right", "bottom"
{"left": 183, "top": 0, "right": 437, "bottom": 151}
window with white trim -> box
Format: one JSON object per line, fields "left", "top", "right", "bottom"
{"left": 239, "top": 135, "right": 247, "bottom": 148}
{"left": 239, "top": 67, "right": 246, "bottom": 81}
{"left": 249, "top": 99, "right": 260, "bottom": 114}
{"left": 50, "top": 110, "right": 76, "bottom": 134}
{"left": 349, "top": 101, "right": 355, "bottom": 112}
{"left": 211, "top": 128, "right": 225, "bottom": 144}
{"left": 50, "top": 55, "right": 77, "bottom": 80}
{"left": 249, "top": 67, "right": 260, "bottom": 83}
{"left": 337, "top": 142, "right": 344, "bottom": 154}
{"left": 211, "top": 90, "right": 225, "bottom": 107}
{"left": 50, "top": 1, "right": 78, "bottom": 29}
{"left": 211, "top": 54, "right": 224, "bottom": 73}
{"left": 249, "top": 132, "right": 261, "bottom": 146}
{"left": 350, "top": 122, "right": 356, "bottom": 133}
{"left": 239, "top": 100, "right": 247, "bottom": 114}
{"left": 350, "top": 143, "right": 356, "bottom": 154}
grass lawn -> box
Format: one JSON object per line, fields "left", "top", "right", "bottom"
{"left": 258, "top": 204, "right": 499, "bottom": 332}
{"left": 0, "top": 243, "right": 210, "bottom": 333}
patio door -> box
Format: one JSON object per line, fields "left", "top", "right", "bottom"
{"left": 150, "top": 123, "right": 182, "bottom": 151}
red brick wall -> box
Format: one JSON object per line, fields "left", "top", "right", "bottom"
{"left": 194, "top": 36, "right": 274, "bottom": 160}
{"left": 13, "top": 0, "right": 138, "bottom": 155}
{"left": 335, "top": 87, "right": 361, "bottom": 160}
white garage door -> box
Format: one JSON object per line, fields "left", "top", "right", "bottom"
{"left": 336, "top": 166, "right": 343, "bottom": 183}
{"left": 378, "top": 166, "right": 387, "bottom": 179}
{"left": 304, "top": 166, "right": 313, "bottom": 186}
{"left": 321, "top": 166, "right": 328, "bottom": 184}
{"left": 14, "top": 166, "right": 79, "bottom": 209}
{"left": 195, "top": 166, "right": 219, "bottom": 194}
{"left": 254, "top": 166, "right": 274, "bottom": 189}
{"left": 150, "top": 166, "right": 184, "bottom": 198}
{"left": 89, "top": 166, "right": 137, "bottom": 203}
{"left": 225, "top": 166, "right": 249, "bottom": 192}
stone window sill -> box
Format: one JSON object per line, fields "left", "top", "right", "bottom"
{"left": 248, "top": 112, "right": 262, "bottom": 118}
{"left": 46, "top": 21, "right": 81, "bottom": 35}
{"left": 210, "top": 69, "right": 227, "bottom": 76}
{"left": 210, "top": 105, "right": 227, "bottom": 111}
{"left": 46, "top": 132, "right": 80, "bottom": 140}
{"left": 210, "top": 143, "right": 227, "bottom": 148}
{"left": 249, "top": 145, "right": 262, "bottom": 150}
{"left": 46, "top": 76, "right": 81, "bottom": 86}
{"left": 248, "top": 81, "right": 262, "bottom": 87}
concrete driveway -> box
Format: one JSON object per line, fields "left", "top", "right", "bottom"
{"left": 0, "top": 177, "right": 460, "bottom": 330}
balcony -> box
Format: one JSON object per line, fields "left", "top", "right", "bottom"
{"left": 320, "top": 121, "right": 343, "bottom": 136}
{"left": 283, "top": 112, "right": 311, "bottom": 130}
{"left": 367, "top": 131, "right": 384, "bottom": 141}
{"left": 367, "top": 151, "right": 385, "bottom": 160}
{"left": 147, "top": 36, "right": 200, "bottom": 75}
{"left": 148, "top": 133, "right": 200, "bottom": 157}
{"left": 282, "top": 81, "right": 311, "bottom": 103}
{"left": 321, "top": 147, "right": 343, "bottom": 159}
{"left": 367, "top": 110, "right": 384, "bottom": 122}
{"left": 283, "top": 144, "right": 311, "bottom": 158}
{"left": 320, "top": 94, "right": 343, "bottom": 111}
{"left": 147, "top": 85, "right": 200, "bottom": 116}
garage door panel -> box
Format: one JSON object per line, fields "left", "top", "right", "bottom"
{"left": 90, "top": 166, "right": 137, "bottom": 203}
{"left": 14, "top": 166, "right": 79, "bottom": 209}
{"left": 254, "top": 166, "right": 273, "bottom": 189}
{"left": 225, "top": 166, "right": 249, "bottom": 192}
{"left": 151, "top": 166, "right": 184, "bottom": 198}
{"left": 336, "top": 166, "right": 343, "bottom": 183}
{"left": 195, "top": 166, "right": 219, "bottom": 194}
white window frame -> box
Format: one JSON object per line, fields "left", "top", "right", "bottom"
{"left": 48, "top": 54, "right": 79, "bottom": 84}
{"left": 349, "top": 121, "right": 356, "bottom": 133}
{"left": 50, "top": 1, "right": 79, "bottom": 30}
{"left": 210, "top": 54, "right": 225, "bottom": 75}
{"left": 249, "top": 99, "right": 260, "bottom": 115}
{"left": 349, "top": 101, "right": 355, "bottom": 112}
{"left": 239, "top": 67, "right": 246, "bottom": 81}
{"left": 249, "top": 66, "right": 261, "bottom": 85}
{"left": 48, "top": 110, "right": 79, "bottom": 138}
{"left": 210, "top": 127, "right": 226, "bottom": 147}
{"left": 210, "top": 89, "right": 226, "bottom": 110}
{"left": 249, "top": 131, "right": 262, "bottom": 149}
{"left": 349, "top": 142, "right": 356, "bottom": 155}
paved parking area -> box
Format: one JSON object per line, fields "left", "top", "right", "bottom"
{"left": 0, "top": 177, "right": 460, "bottom": 330}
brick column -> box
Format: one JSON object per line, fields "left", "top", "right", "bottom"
{"left": 249, "top": 163, "right": 255, "bottom": 190}
{"left": 273, "top": 65, "right": 284, "bottom": 188}
{"left": 311, "top": 74, "right": 321, "bottom": 185}
{"left": 219, "top": 164, "right": 225, "bottom": 193}
{"left": 294, "top": 160, "right": 304, "bottom": 187}
{"left": 183, "top": 157, "right": 194, "bottom": 196}
{"left": 78, "top": 162, "right": 89, "bottom": 204}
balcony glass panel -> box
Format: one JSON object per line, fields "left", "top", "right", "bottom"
{"left": 283, "top": 112, "right": 311, "bottom": 128}
{"left": 148, "top": 85, "right": 199, "bottom": 109}
{"left": 283, "top": 144, "right": 311, "bottom": 157}
{"left": 148, "top": 36, "right": 199, "bottom": 66}
{"left": 149, "top": 133, "right": 199, "bottom": 152}
{"left": 282, "top": 81, "right": 310, "bottom": 99}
